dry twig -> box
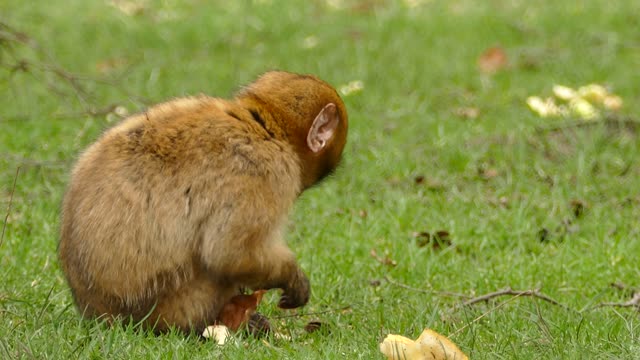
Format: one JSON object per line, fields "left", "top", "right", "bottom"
{"left": 272, "top": 305, "right": 352, "bottom": 319}
{"left": 535, "top": 115, "right": 640, "bottom": 134}
{"left": 448, "top": 287, "right": 572, "bottom": 338}
{"left": 1, "top": 167, "right": 20, "bottom": 248}
{"left": 1, "top": 20, "right": 148, "bottom": 122}
{"left": 459, "top": 286, "right": 571, "bottom": 311}
{"left": 589, "top": 292, "right": 640, "bottom": 311}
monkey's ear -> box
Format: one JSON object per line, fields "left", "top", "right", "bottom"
{"left": 307, "top": 103, "right": 339, "bottom": 153}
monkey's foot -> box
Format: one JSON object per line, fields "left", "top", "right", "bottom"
{"left": 246, "top": 312, "right": 271, "bottom": 337}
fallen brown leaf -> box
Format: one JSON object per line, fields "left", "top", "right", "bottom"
{"left": 304, "top": 320, "right": 330, "bottom": 334}
{"left": 453, "top": 107, "right": 480, "bottom": 119}
{"left": 477, "top": 46, "right": 508, "bottom": 74}
{"left": 537, "top": 228, "right": 550, "bottom": 243}
{"left": 481, "top": 168, "right": 499, "bottom": 179}
{"left": 386, "top": 176, "right": 402, "bottom": 186}
{"left": 370, "top": 249, "right": 397, "bottom": 267}
{"left": 413, "top": 176, "right": 445, "bottom": 191}
{"left": 412, "top": 231, "right": 452, "bottom": 249}
{"left": 95, "top": 57, "right": 128, "bottom": 74}
{"left": 217, "top": 290, "right": 266, "bottom": 331}
{"left": 489, "top": 196, "right": 510, "bottom": 208}
{"left": 570, "top": 199, "right": 587, "bottom": 218}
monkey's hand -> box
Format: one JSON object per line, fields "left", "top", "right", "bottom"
{"left": 278, "top": 269, "right": 310, "bottom": 309}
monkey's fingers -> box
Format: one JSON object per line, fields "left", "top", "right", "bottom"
{"left": 278, "top": 294, "right": 298, "bottom": 309}
{"left": 277, "top": 289, "right": 310, "bottom": 309}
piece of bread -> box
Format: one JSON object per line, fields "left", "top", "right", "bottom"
{"left": 380, "top": 329, "right": 468, "bottom": 360}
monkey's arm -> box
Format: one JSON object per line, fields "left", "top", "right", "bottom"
{"left": 201, "top": 223, "right": 310, "bottom": 309}
{"left": 236, "top": 239, "right": 310, "bottom": 309}
{"left": 195, "top": 161, "right": 309, "bottom": 309}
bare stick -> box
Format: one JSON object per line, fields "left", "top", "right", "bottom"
{"left": 1, "top": 166, "right": 20, "bottom": 248}
{"left": 589, "top": 292, "right": 640, "bottom": 311}
{"left": 458, "top": 286, "right": 572, "bottom": 311}
{"left": 1, "top": 20, "right": 149, "bottom": 121}
{"left": 449, "top": 292, "right": 526, "bottom": 338}
{"left": 272, "top": 305, "right": 352, "bottom": 319}
{"left": 535, "top": 116, "right": 640, "bottom": 134}
{"left": 448, "top": 287, "right": 572, "bottom": 338}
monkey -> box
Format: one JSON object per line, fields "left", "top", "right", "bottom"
{"left": 58, "top": 71, "right": 348, "bottom": 334}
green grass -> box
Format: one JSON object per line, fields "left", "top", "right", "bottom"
{"left": 2, "top": 0, "right": 640, "bottom": 358}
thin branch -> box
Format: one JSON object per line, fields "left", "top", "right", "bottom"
{"left": 609, "top": 282, "right": 629, "bottom": 291}
{"left": 535, "top": 116, "right": 640, "bottom": 134}
{"left": 271, "top": 305, "right": 352, "bottom": 319}
{"left": 589, "top": 292, "right": 640, "bottom": 311}
{"left": 1, "top": 166, "right": 20, "bottom": 249}
{"left": 459, "top": 286, "right": 571, "bottom": 311}
{"left": 52, "top": 104, "right": 121, "bottom": 119}
{"left": 0, "top": 153, "right": 67, "bottom": 168}
{"left": 448, "top": 292, "right": 526, "bottom": 338}
{"left": 448, "top": 287, "right": 573, "bottom": 338}
{"left": 1, "top": 20, "right": 149, "bottom": 123}
{"left": 2, "top": 103, "right": 135, "bottom": 123}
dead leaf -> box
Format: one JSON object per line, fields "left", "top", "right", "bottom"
{"left": 476, "top": 164, "right": 499, "bottom": 180}
{"left": 489, "top": 196, "right": 510, "bottom": 208}
{"left": 413, "top": 176, "right": 445, "bottom": 191}
{"left": 453, "top": 107, "right": 480, "bottom": 119}
{"left": 386, "top": 176, "right": 402, "bottom": 186}
{"left": 570, "top": 199, "right": 587, "bottom": 218}
{"left": 304, "top": 320, "right": 330, "bottom": 334}
{"left": 370, "top": 249, "right": 397, "bottom": 267}
{"left": 347, "top": 30, "right": 363, "bottom": 41}
{"left": 95, "top": 58, "right": 128, "bottom": 74}
{"left": 217, "top": 290, "right": 266, "bottom": 331}
{"left": 558, "top": 217, "right": 578, "bottom": 235}
{"left": 107, "top": 0, "right": 147, "bottom": 16}
{"left": 537, "top": 228, "right": 550, "bottom": 243}
{"left": 477, "top": 46, "right": 508, "bottom": 74}
{"left": 412, "top": 231, "right": 452, "bottom": 249}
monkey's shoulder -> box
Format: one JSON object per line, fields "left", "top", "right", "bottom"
{"left": 94, "top": 97, "right": 268, "bottom": 157}
{"left": 76, "top": 96, "right": 300, "bottom": 190}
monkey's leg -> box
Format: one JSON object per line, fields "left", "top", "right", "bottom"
{"left": 149, "top": 275, "right": 237, "bottom": 334}
{"left": 202, "top": 224, "right": 311, "bottom": 310}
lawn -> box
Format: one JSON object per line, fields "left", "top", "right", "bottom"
{"left": 1, "top": 0, "right": 640, "bottom": 358}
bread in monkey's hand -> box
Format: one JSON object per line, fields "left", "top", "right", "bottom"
{"left": 58, "top": 71, "right": 348, "bottom": 334}
{"left": 380, "top": 329, "right": 469, "bottom": 360}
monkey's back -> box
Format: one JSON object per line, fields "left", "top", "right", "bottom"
{"left": 59, "top": 96, "right": 302, "bottom": 315}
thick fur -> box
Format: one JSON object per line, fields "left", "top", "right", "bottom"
{"left": 58, "top": 71, "right": 348, "bottom": 333}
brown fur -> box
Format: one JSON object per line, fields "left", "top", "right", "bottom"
{"left": 58, "top": 71, "right": 348, "bottom": 334}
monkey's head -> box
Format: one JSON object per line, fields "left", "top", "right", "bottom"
{"left": 236, "top": 71, "right": 349, "bottom": 190}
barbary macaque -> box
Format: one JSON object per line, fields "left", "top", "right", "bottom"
{"left": 58, "top": 71, "right": 348, "bottom": 333}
